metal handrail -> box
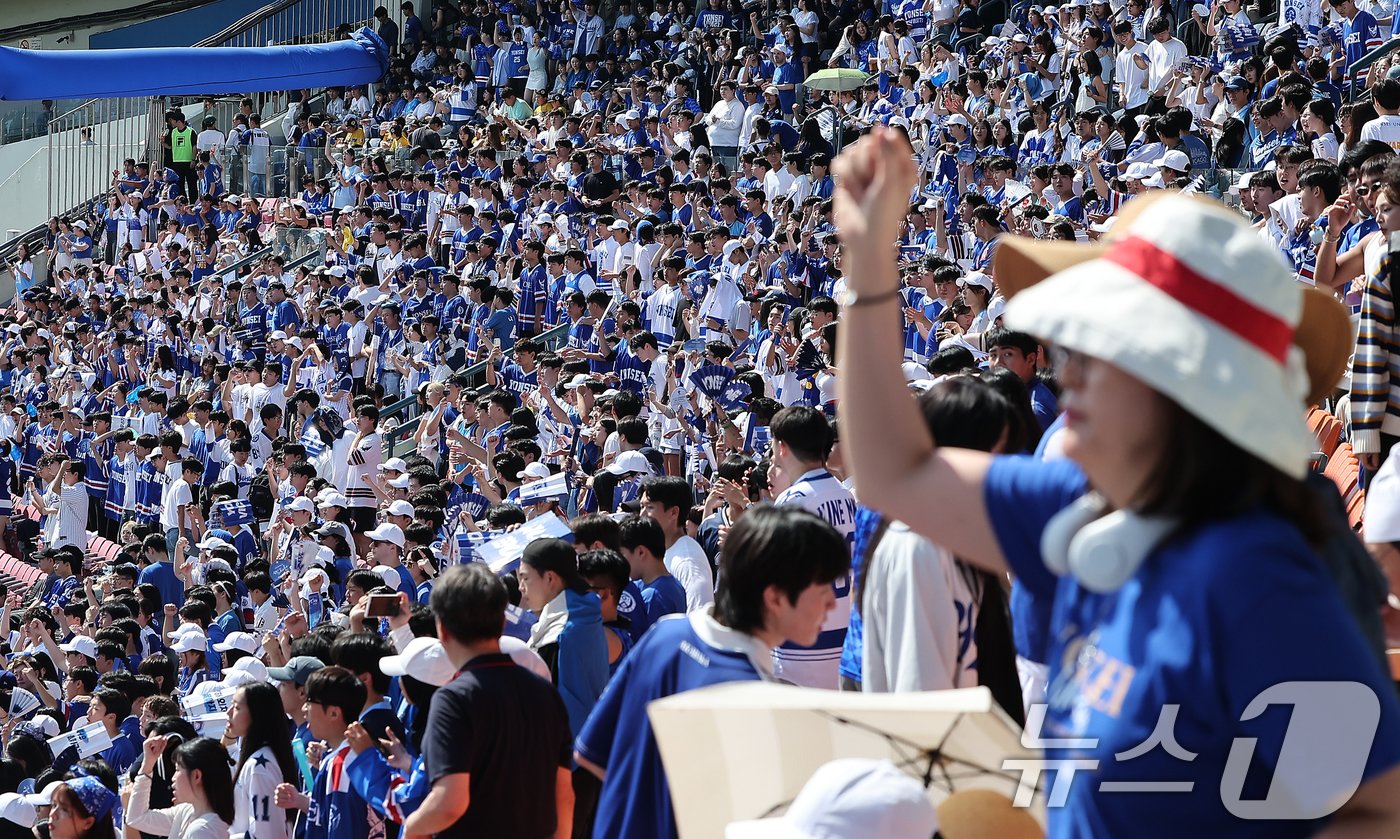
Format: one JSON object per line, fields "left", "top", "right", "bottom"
{"left": 41, "top": 0, "right": 368, "bottom": 236}
{"left": 195, "top": 0, "right": 307, "bottom": 46}
{"left": 379, "top": 321, "right": 573, "bottom": 458}
{"left": 215, "top": 243, "right": 278, "bottom": 278}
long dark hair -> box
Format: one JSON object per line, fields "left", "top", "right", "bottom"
{"left": 400, "top": 675, "right": 439, "bottom": 754}
{"left": 233, "top": 683, "right": 299, "bottom": 791}
{"left": 979, "top": 367, "right": 1043, "bottom": 453}
{"left": 139, "top": 652, "right": 178, "bottom": 695}
{"left": 1137, "top": 398, "right": 1327, "bottom": 546}
{"left": 173, "top": 738, "right": 236, "bottom": 825}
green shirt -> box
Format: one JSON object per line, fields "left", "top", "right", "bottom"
{"left": 170, "top": 126, "right": 195, "bottom": 163}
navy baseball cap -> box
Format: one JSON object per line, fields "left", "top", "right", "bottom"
{"left": 268, "top": 656, "right": 326, "bottom": 687}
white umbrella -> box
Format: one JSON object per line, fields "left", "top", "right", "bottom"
{"left": 648, "top": 683, "right": 1047, "bottom": 838}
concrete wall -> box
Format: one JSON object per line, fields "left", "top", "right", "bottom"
{"left": 88, "top": 0, "right": 273, "bottom": 49}
{"left": 0, "top": 111, "right": 167, "bottom": 233}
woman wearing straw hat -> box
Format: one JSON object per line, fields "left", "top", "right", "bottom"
{"left": 835, "top": 126, "right": 1400, "bottom": 835}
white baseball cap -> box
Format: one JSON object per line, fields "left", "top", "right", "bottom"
{"left": 605, "top": 450, "right": 652, "bottom": 475}
{"left": 283, "top": 496, "right": 314, "bottom": 515}
{"left": 374, "top": 565, "right": 405, "bottom": 590}
{"left": 609, "top": 219, "right": 630, "bottom": 231}
{"left": 213, "top": 631, "right": 259, "bottom": 655}
{"left": 387, "top": 500, "right": 416, "bottom": 518}
{"left": 19, "top": 781, "right": 63, "bottom": 809}
{"left": 725, "top": 759, "right": 937, "bottom": 839}
{"left": 1152, "top": 148, "right": 1191, "bottom": 172}
{"left": 379, "top": 457, "right": 409, "bottom": 473}
{"left": 317, "top": 490, "right": 350, "bottom": 509}
{"left": 379, "top": 636, "right": 457, "bottom": 687}
{"left": 196, "top": 535, "right": 232, "bottom": 552}
{"left": 365, "top": 523, "right": 405, "bottom": 547}
{"left": 901, "top": 361, "right": 933, "bottom": 383}
{"left": 227, "top": 656, "right": 270, "bottom": 683}
{"left": 15, "top": 716, "right": 58, "bottom": 741}
{"left": 169, "top": 629, "right": 207, "bottom": 654}
{"left": 59, "top": 635, "right": 98, "bottom": 660}
{"left": 1125, "top": 162, "right": 1157, "bottom": 181}
{"left": 958, "top": 271, "right": 995, "bottom": 293}
{"left": 517, "top": 462, "right": 552, "bottom": 480}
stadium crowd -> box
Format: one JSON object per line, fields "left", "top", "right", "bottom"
{"left": 5, "top": 0, "right": 1400, "bottom": 834}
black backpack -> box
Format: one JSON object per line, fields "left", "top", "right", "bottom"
{"left": 248, "top": 471, "right": 275, "bottom": 523}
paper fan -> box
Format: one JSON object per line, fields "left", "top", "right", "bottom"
{"left": 8, "top": 687, "right": 39, "bottom": 718}
{"left": 689, "top": 364, "right": 736, "bottom": 401}
{"left": 718, "top": 379, "right": 751, "bottom": 412}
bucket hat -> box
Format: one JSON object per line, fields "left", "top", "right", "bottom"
{"left": 993, "top": 193, "right": 1350, "bottom": 478}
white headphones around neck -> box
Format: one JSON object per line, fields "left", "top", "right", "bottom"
{"left": 1039, "top": 493, "right": 1180, "bottom": 593}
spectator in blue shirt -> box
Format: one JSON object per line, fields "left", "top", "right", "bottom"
{"left": 766, "top": 43, "right": 800, "bottom": 115}
{"left": 138, "top": 532, "right": 185, "bottom": 609}
{"left": 575, "top": 505, "right": 851, "bottom": 839}
{"left": 482, "top": 288, "right": 519, "bottom": 352}
{"left": 275, "top": 665, "right": 371, "bottom": 839}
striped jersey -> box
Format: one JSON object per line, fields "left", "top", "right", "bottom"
{"left": 771, "top": 468, "right": 856, "bottom": 688}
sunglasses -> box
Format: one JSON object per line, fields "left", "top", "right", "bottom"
{"left": 1354, "top": 180, "right": 1385, "bottom": 197}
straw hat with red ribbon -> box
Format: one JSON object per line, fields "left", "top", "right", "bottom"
{"left": 993, "top": 193, "right": 1351, "bottom": 479}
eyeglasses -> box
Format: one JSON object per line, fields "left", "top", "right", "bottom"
{"left": 1355, "top": 180, "right": 1385, "bottom": 197}
{"left": 1049, "top": 345, "right": 1091, "bottom": 379}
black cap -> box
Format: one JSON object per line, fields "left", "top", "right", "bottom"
{"left": 520, "top": 538, "right": 586, "bottom": 588}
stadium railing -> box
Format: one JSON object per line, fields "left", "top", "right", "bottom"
{"left": 381, "top": 320, "right": 573, "bottom": 459}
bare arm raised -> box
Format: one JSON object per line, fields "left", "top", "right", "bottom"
{"left": 833, "top": 128, "right": 1006, "bottom": 572}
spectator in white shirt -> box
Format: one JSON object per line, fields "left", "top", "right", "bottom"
{"left": 1144, "top": 16, "right": 1188, "bottom": 107}
{"left": 707, "top": 81, "right": 746, "bottom": 165}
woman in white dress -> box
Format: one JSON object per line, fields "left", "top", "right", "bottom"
{"left": 525, "top": 30, "right": 551, "bottom": 105}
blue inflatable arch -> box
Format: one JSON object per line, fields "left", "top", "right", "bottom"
{"left": 0, "top": 27, "right": 388, "bottom": 100}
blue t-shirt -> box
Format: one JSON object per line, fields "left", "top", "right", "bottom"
{"left": 305, "top": 743, "right": 369, "bottom": 839}
{"left": 101, "top": 732, "right": 140, "bottom": 774}
{"left": 576, "top": 614, "right": 761, "bottom": 839}
{"left": 138, "top": 561, "right": 184, "bottom": 611}
{"left": 1028, "top": 378, "right": 1060, "bottom": 432}
{"left": 637, "top": 576, "right": 687, "bottom": 640}
{"left": 983, "top": 455, "right": 1400, "bottom": 838}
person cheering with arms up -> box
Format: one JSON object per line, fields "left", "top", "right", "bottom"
{"left": 834, "top": 126, "right": 1400, "bottom": 836}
